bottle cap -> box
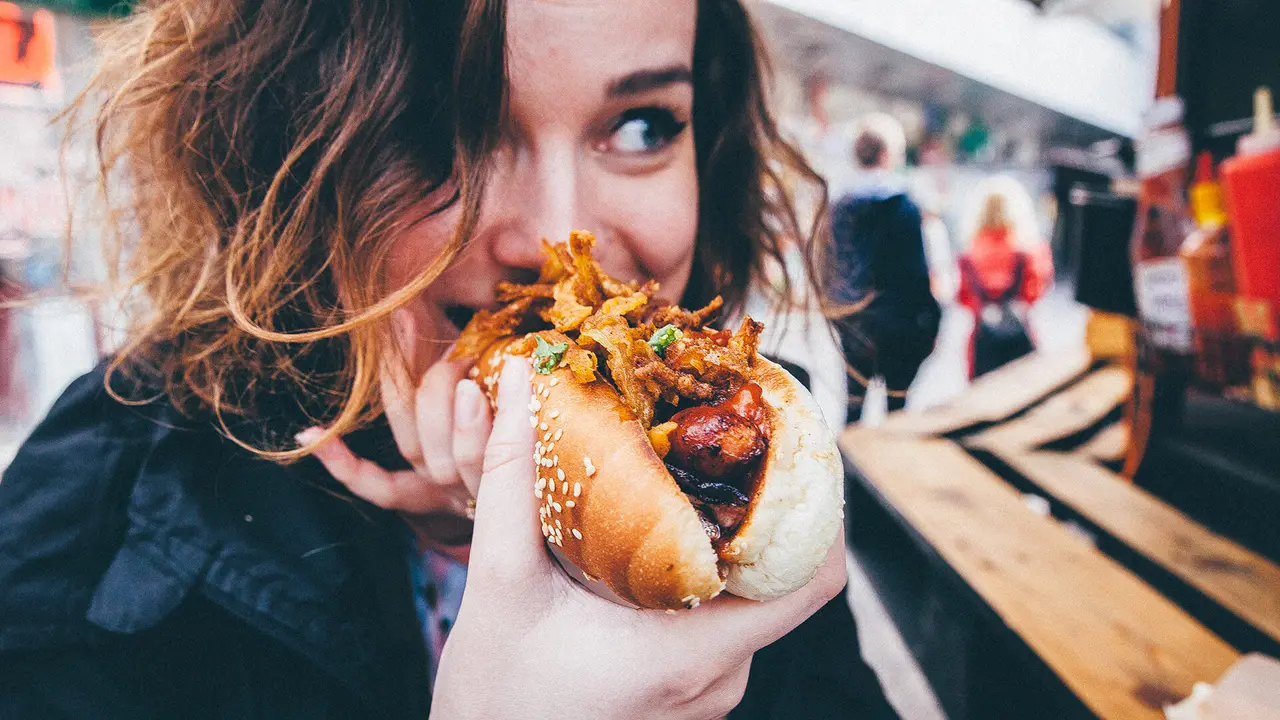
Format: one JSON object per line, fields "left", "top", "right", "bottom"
{"left": 1255, "top": 87, "right": 1276, "bottom": 136}
{"left": 1189, "top": 151, "right": 1227, "bottom": 228}
{"left": 1238, "top": 87, "right": 1280, "bottom": 156}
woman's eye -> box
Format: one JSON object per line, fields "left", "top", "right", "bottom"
{"left": 605, "top": 108, "right": 688, "bottom": 155}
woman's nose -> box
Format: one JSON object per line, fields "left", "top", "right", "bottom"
{"left": 490, "top": 146, "right": 585, "bottom": 270}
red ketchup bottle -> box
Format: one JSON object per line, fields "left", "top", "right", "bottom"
{"left": 1222, "top": 88, "right": 1280, "bottom": 409}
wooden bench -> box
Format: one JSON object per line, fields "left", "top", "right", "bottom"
{"left": 990, "top": 448, "right": 1280, "bottom": 648}
{"left": 965, "top": 366, "right": 1132, "bottom": 452}
{"left": 877, "top": 348, "right": 1091, "bottom": 437}
{"left": 841, "top": 427, "right": 1239, "bottom": 720}
{"left": 1074, "top": 421, "right": 1130, "bottom": 464}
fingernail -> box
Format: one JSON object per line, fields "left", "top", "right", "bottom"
{"left": 497, "top": 356, "right": 531, "bottom": 404}
{"left": 295, "top": 428, "right": 325, "bottom": 447}
{"left": 454, "top": 379, "right": 486, "bottom": 426}
{"left": 444, "top": 342, "right": 469, "bottom": 368}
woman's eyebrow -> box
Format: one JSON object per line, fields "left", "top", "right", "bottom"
{"left": 606, "top": 65, "right": 694, "bottom": 97}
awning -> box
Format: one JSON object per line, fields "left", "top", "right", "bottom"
{"left": 753, "top": 0, "right": 1153, "bottom": 142}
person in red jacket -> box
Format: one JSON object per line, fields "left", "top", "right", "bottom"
{"left": 957, "top": 178, "right": 1054, "bottom": 378}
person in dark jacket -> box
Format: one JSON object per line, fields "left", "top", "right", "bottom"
{"left": 830, "top": 114, "right": 942, "bottom": 422}
{"left": 0, "top": 1, "right": 899, "bottom": 718}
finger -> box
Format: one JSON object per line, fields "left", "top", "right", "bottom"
{"left": 383, "top": 307, "right": 429, "bottom": 469}
{"left": 394, "top": 295, "right": 457, "bottom": 374}
{"left": 384, "top": 303, "right": 461, "bottom": 474}
{"left": 467, "top": 358, "right": 546, "bottom": 582}
{"left": 703, "top": 659, "right": 752, "bottom": 720}
{"left": 382, "top": 366, "right": 425, "bottom": 473}
{"left": 451, "top": 378, "right": 492, "bottom": 499}
{"left": 415, "top": 351, "right": 474, "bottom": 484}
{"left": 674, "top": 524, "right": 848, "bottom": 660}
{"left": 299, "top": 429, "right": 458, "bottom": 515}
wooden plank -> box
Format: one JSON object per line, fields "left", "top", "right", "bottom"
{"left": 1076, "top": 422, "right": 1130, "bottom": 464}
{"left": 878, "top": 348, "right": 1091, "bottom": 436}
{"left": 993, "top": 449, "right": 1280, "bottom": 648}
{"left": 1086, "top": 311, "right": 1136, "bottom": 362}
{"left": 840, "top": 427, "right": 1239, "bottom": 719}
{"left": 966, "top": 367, "right": 1132, "bottom": 451}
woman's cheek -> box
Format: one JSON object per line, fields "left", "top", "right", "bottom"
{"left": 379, "top": 204, "right": 464, "bottom": 373}
{"left": 605, "top": 161, "right": 700, "bottom": 293}
{"left": 383, "top": 200, "right": 461, "bottom": 292}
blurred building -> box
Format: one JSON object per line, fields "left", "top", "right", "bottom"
{"left": 750, "top": 0, "right": 1158, "bottom": 260}
{"left": 746, "top": 0, "right": 1158, "bottom": 411}
{"left": 1, "top": 6, "right": 102, "bottom": 459}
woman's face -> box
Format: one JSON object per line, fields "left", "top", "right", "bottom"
{"left": 388, "top": 0, "right": 700, "bottom": 362}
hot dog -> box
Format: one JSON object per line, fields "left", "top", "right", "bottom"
{"left": 668, "top": 395, "right": 767, "bottom": 480}
{"left": 453, "top": 231, "right": 844, "bottom": 610}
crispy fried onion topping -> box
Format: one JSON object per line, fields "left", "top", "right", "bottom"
{"left": 450, "top": 231, "right": 762, "bottom": 428}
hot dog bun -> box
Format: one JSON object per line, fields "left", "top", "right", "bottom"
{"left": 720, "top": 358, "right": 844, "bottom": 601}
{"left": 479, "top": 344, "right": 843, "bottom": 610}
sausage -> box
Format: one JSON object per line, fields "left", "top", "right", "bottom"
{"left": 723, "top": 381, "right": 767, "bottom": 436}
{"left": 666, "top": 380, "right": 770, "bottom": 542}
{"left": 667, "top": 405, "right": 765, "bottom": 479}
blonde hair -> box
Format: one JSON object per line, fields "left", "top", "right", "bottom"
{"left": 979, "top": 192, "right": 1011, "bottom": 231}
{"left": 964, "top": 175, "right": 1039, "bottom": 250}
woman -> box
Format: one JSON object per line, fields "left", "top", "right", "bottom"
{"left": 957, "top": 177, "right": 1054, "bottom": 378}
{"left": 0, "top": 1, "right": 898, "bottom": 718}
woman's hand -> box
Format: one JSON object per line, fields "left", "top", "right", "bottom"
{"left": 430, "top": 360, "right": 848, "bottom": 720}
{"left": 298, "top": 303, "right": 487, "bottom": 565}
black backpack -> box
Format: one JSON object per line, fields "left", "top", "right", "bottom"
{"left": 960, "top": 253, "right": 1034, "bottom": 377}
{"left": 831, "top": 194, "right": 941, "bottom": 370}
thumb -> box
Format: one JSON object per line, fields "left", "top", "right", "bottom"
{"left": 467, "top": 356, "right": 549, "bottom": 583}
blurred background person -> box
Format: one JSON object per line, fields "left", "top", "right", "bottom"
{"left": 956, "top": 176, "right": 1054, "bottom": 378}
{"left": 919, "top": 192, "right": 958, "bottom": 305}
{"left": 829, "top": 113, "right": 941, "bottom": 422}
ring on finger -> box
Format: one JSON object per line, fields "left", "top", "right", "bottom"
{"left": 464, "top": 497, "right": 477, "bottom": 520}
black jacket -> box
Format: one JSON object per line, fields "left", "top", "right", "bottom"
{"left": 830, "top": 191, "right": 941, "bottom": 368}
{"left": 0, "top": 366, "right": 897, "bottom": 720}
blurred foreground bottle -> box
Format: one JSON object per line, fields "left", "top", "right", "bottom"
{"left": 1131, "top": 97, "right": 1194, "bottom": 430}
{"left": 1223, "top": 88, "right": 1280, "bottom": 409}
{"left": 1181, "top": 152, "right": 1251, "bottom": 392}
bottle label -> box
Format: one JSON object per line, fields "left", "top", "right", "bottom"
{"left": 1136, "top": 258, "right": 1193, "bottom": 353}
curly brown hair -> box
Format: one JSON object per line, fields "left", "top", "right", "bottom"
{"left": 68, "top": 0, "right": 830, "bottom": 458}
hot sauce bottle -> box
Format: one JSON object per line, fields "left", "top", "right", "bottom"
{"left": 1131, "top": 97, "right": 1194, "bottom": 428}
{"left": 1181, "top": 152, "right": 1251, "bottom": 392}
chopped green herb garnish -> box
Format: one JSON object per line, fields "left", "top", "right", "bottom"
{"left": 532, "top": 336, "right": 569, "bottom": 375}
{"left": 648, "top": 324, "right": 683, "bottom": 357}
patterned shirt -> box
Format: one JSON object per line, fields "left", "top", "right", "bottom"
{"left": 408, "top": 547, "right": 468, "bottom": 691}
